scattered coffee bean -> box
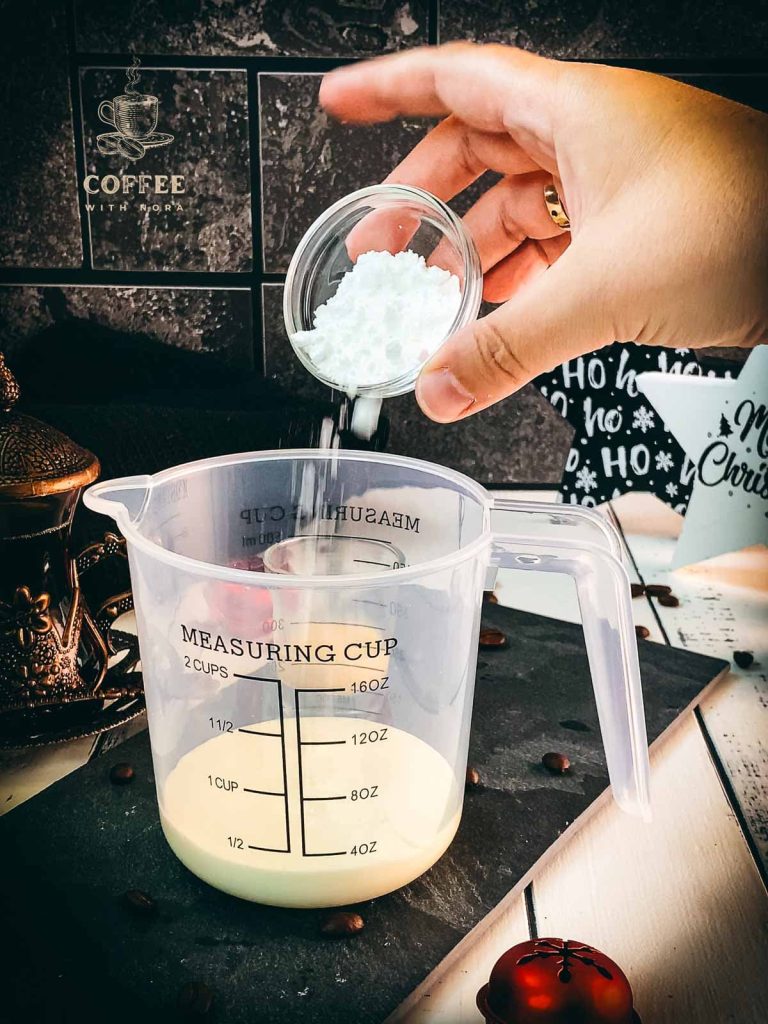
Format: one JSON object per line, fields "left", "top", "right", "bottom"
{"left": 630, "top": 583, "right": 646, "bottom": 599}
{"left": 320, "top": 911, "right": 365, "bottom": 937}
{"left": 109, "top": 762, "right": 134, "bottom": 785}
{"left": 542, "top": 752, "right": 570, "bottom": 774}
{"left": 483, "top": 591, "right": 498, "bottom": 604}
{"left": 465, "top": 766, "right": 481, "bottom": 788}
{"left": 122, "top": 889, "right": 156, "bottom": 916}
{"left": 645, "top": 584, "right": 672, "bottom": 598}
{"left": 479, "top": 627, "right": 507, "bottom": 649}
{"left": 177, "top": 980, "right": 214, "bottom": 1017}
{"left": 658, "top": 593, "right": 680, "bottom": 608}
{"left": 635, "top": 625, "right": 650, "bottom": 640}
{"left": 733, "top": 650, "right": 754, "bottom": 669}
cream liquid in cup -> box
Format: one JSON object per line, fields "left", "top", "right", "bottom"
{"left": 159, "top": 717, "right": 461, "bottom": 907}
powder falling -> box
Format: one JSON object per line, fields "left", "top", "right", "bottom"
{"left": 291, "top": 250, "right": 462, "bottom": 393}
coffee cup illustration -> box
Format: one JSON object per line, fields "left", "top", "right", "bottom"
{"left": 99, "top": 93, "right": 159, "bottom": 140}
{"left": 95, "top": 59, "right": 173, "bottom": 162}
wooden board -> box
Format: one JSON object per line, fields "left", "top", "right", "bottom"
{"left": 0, "top": 606, "right": 727, "bottom": 1024}
{"left": 609, "top": 493, "right": 768, "bottom": 881}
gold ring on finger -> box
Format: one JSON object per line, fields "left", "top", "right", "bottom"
{"left": 543, "top": 183, "right": 571, "bottom": 230}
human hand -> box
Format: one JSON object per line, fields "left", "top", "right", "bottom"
{"left": 320, "top": 45, "right": 768, "bottom": 422}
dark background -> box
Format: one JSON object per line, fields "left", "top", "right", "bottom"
{"left": 0, "top": 0, "right": 765, "bottom": 483}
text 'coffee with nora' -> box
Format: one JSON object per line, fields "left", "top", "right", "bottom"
{"left": 84, "top": 56, "right": 184, "bottom": 214}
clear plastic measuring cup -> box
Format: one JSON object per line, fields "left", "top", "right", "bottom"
{"left": 85, "top": 450, "right": 650, "bottom": 908}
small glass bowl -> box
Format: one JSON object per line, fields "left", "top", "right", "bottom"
{"left": 283, "top": 184, "right": 482, "bottom": 399}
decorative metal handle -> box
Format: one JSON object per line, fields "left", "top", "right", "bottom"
{"left": 76, "top": 531, "right": 136, "bottom": 687}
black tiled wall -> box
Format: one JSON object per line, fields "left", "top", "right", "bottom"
{"left": 439, "top": 1, "right": 768, "bottom": 58}
{"left": 1, "top": 1, "right": 766, "bottom": 483}
{"left": 0, "top": 2, "right": 81, "bottom": 267}
{"left": 0, "top": 286, "right": 253, "bottom": 367}
{"left": 80, "top": 67, "right": 252, "bottom": 271}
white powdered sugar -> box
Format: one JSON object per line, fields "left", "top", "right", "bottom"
{"left": 290, "top": 249, "right": 462, "bottom": 392}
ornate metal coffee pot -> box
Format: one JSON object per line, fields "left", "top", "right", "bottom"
{"left": 0, "top": 354, "right": 140, "bottom": 740}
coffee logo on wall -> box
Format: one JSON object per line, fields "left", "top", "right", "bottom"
{"left": 83, "top": 57, "right": 185, "bottom": 212}
{"left": 96, "top": 56, "right": 173, "bottom": 161}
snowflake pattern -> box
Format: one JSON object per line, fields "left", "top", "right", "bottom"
{"left": 632, "top": 405, "right": 656, "bottom": 433}
{"left": 575, "top": 465, "right": 598, "bottom": 493}
{"left": 666, "top": 482, "right": 678, "bottom": 497}
{"left": 534, "top": 341, "right": 709, "bottom": 511}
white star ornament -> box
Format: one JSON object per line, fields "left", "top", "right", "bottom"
{"left": 637, "top": 347, "right": 768, "bottom": 568}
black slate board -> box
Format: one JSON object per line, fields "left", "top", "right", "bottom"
{"left": 0, "top": 606, "right": 727, "bottom": 1024}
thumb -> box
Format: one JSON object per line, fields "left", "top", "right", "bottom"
{"left": 415, "top": 236, "right": 622, "bottom": 422}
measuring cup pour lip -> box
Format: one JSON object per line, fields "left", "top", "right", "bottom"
{"left": 84, "top": 447, "right": 496, "bottom": 589}
{"left": 283, "top": 184, "right": 484, "bottom": 399}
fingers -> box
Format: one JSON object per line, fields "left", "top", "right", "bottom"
{"left": 346, "top": 206, "right": 422, "bottom": 262}
{"left": 461, "top": 171, "right": 566, "bottom": 273}
{"left": 415, "top": 234, "right": 616, "bottom": 422}
{"left": 383, "top": 115, "right": 540, "bottom": 201}
{"left": 483, "top": 234, "right": 570, "bottom": 303}
{"left": 319, "top": 44, "right": 559, "bottom": 160}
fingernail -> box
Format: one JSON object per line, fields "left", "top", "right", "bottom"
{"left": 416, "top": 368, "right": 475, "bottom": 423}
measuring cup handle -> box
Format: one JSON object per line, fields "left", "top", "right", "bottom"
{"left": 491, "top": 497, "right": 624, "bottom": 558}
{"left": 490, "top": 528, "right": 651, "bottom": 821}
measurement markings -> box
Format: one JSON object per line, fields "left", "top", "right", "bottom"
{"left": 289, "top": 620, "right": 385, "bottom": 631}
{"left": 232, "top": 674, "right": 291, "bottom": 854}
{"left": 233, "top": 674, "right": 281, "bottom": 681}
{"left": 276, "top": 676, "right": 291, "bottom": 853}
{"left": 353, "top": 559, "right": 391, "bottom": 567}
{"left": 294, "top": 687, "right": 348, "bottom": 857}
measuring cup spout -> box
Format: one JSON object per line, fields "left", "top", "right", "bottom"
{"left": 83, "top": 474, "right": 151, "bottom": 527}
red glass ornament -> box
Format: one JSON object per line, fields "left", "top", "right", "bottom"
{"left": 477, "top": 938, "right": 642, "bottom": 1023}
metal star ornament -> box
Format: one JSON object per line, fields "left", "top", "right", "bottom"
{"left": 637, "top": 346, "right": 768, "bottom": 568}
{"left": 535, "top": 343, "right": 703, "bottom": 512}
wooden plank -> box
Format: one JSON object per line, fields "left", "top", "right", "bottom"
{"left": 610, "top": 492, "right": 768, "bottom": 880}
{"left": 389, "top": 491, "right": 765, "bottom": 1022}
{"left": 532, "top": 712, "right": 768, "bottom": 1023}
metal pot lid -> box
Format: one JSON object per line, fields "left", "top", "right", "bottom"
{"left": 0, "top": 353, "right": 99, "bottom": 498}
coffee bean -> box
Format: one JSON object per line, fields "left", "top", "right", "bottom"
{"left": 122, "top": 889, "right": 156, "bottom": 916}
{"left": 635, "top": 625, "right": 650, "bottom": 639}
{"left": 733, "top": 650, "right": 754, "bottom": 669}
{"left": 658, "top": 593, "right": 680, "bottom": 608}
{"left": 465, "top": 766, "right": 481, "bottom": 787}
{"left": 542, "top": 752, "right": 570, "bottom": 774}
{"left": 177, "top": 981, "right": 214, "bottom": 1017}
{"left": 483, "top": 591, "right": 498, "bottom": 604}
{"left": 479, "top": 627, "right": 507, "bottom": 649}
{"left": 116, "top": 137, "right": 146, "bottom": 162}
{"left": 320, "top": 911, "right": 365, "bottom": 937}
{"left": 109, "top": 762, "right": 134, "bottom": 785}
{"left": 645, "top": 584, "right": 672, "bottom": 597}
{"left": 630, "top": 583, "right": 645, "bottom": 598}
